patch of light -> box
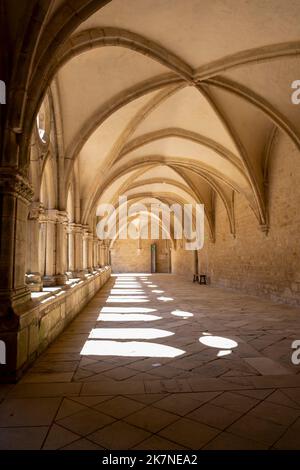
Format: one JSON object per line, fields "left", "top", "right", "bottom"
{"left": 89, "top": 328, "right": 174, "bottom": 340}
{"left": 31, "top": 292, "right": 49, "bottom": 299}
{"left": 40, "top": 295, "right": 56, "bottom": 304}
{"left": 107, "top": 296, "right": 149, "bottom": 303}
{"left": 217, "top": 350, "right": 232, "bottom": 357}
{"left": 199, "top": 335, "right": 238, "bottom": 349}
{"left": 100, "top": 306, "right": 157, "bottom": 313}
{"left": 171, "top": 310, "right": 194, "bottom": 318}
{"left": 80, "top": 340, "right": 185, "bottom": 358}
{"left": 115, "top": 276, "right": 137, "bottom": 280}
{"left": 114, "top": 284, "right": 142, "bottom": 289}
{"left": 148, "top": 284, "right": 158, "bottom": 288}
{"left": 157, "top": 296, "right": 173, "bottom": 302}
{"left": 97, "top": 313, "right": 162, "bottom": 322}
{"left": 152, "top": 290, "right": 164, "bottom": 293}
{"left": 110, "top": 289, "right": 145, "bottom": 294}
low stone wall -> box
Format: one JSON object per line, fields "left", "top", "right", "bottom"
{"left": 0, "top": 267, "right": 111, "bottom": 382}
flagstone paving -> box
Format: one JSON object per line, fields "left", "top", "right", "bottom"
{"left": 1, "top": 273, "right": 300, "bottom": 449}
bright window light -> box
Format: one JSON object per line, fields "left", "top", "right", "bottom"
{"left": 107, "top": 296, "right": 149, "bottom": 303}
{"left": 115, "top": 276, "right": 137, "bottom": 280}
{"left": 171, "top": 309, "right": 194, "bottom": 318}
{"left": 114, "top": 285, "right": 142, "bottom": 289}
{"left": 199, "top": 335, "right": 238, "bottom": 349}
{"left": 217, "top": 350, "right": 232, "bottom": 357}
{"left": 97, "top": 313, "right": 162, "bottom": 322}
{"left": 100, "top": 306, "right": 157, "bottom": 313}
{"left": 114, "top": 282, "right": 141, "bottom": 285}
{"left": 110, "top": 289, "right": 145, "bottom": 294}
{"left": 157, "top": 296, "right": 173, "bottom": 302}
{"left": 89, "top": 328, "right": 174, "bottom": 340}
{"left": 80, "top": 340, "right": 185, "bottom": 358}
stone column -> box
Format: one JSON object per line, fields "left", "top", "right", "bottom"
{"left": 98, "top": 241, "right": 102, "bottom": 267}
{"left": 42, "top": 209, "right": 68, "bottom": 286}
{"left": 38, "top": 216, "right": 47, "bottom": 277}
{"left": 93, "top": 237, "right": 99, "bottom": 268}
{"left": 0, "top": 169, "right": 33, "bottom": 313}
{"left": 88, "top": 232, "right": 94, "bottom": 271}
{"left": 82, "top": 227, "right": 94, "bottom": 272}
{"left": 25, "top": 201, "right": 43, "bottom": 292}
{"left": 82, "top": 227, "right": 89, "bottom": 272}
{"left": 99, "top": 241, "right": 105, "bottom": 267}
{"left": 103, "top": 241, "right": 110, "bottom": 266}
{"left": 73, "top": 224, "right": 85, "bottom": 278}
{"left": 55, "top": 211, "right": 68, "bottom": 285}
{"left": 42, "top": 209, "right": 57, "bottom": 286}
{"left": 66, "top": 223, "right": 75, "bottom": 272}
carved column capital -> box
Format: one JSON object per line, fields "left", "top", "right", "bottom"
{"left": 28, "top": 201, "right": 44, "bottom": 220}
{"left": 0, "top": 168, "right": 33, "bottom": 204}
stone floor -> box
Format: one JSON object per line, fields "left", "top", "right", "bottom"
{"left": 1, "top": 273, "right": 300, "bottom": 450}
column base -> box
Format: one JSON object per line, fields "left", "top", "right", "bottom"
{"left": 42, "top": 274, "right": 68, "bottom": 287}
{"left": 0, "top": 286, "right": 31, "bottom": 316}
{"left": 55, "top": 273, "right": 68, "bottom": 286}
{"left": 25, "top": 272, "right": 43, "bottom": 292}
{"left": 72, "top": 270, "right": 86, "bottom": 280}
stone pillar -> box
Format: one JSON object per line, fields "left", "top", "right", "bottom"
{"left": 98, "top": 241, "right": 102, "bottom": 267}
{"left": 82, "top": 227, "right": 94, "bottom": 272}
{"left": 99, "top": 241, "right": 105, "bottom": 267}
{"left": 66, "top": 224, "right": 75, "bottom": 272}
{"left": 25, "top": 202, "right": 43, "bottom": 292}
{"left": 73, "top": 224, "right": 85, "bottom": 278}
{"left": 103, "top": 241, "right": 110, "bottom": 266}
{"left": 93, "top": 237, "right": 99, "bottom": 268}
{"left": 42, "top": 209, "right": 57, "bottom": 286}
{"left": 87, "top": 232, "right": 94, "bottom": 271}
{"left": 82, "top": 227, "right": 89, "bottom": 272}
{"left": 42, "top": 209, "right": 68, "bottom": 286}
{"left": 55, "top": 211, "right": 68, "bottom": 285}
{"left": 0, "top": 169, "right": 33, "bottom": 314}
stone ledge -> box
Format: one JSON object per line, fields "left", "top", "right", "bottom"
{"left": 0, "top": 267, "right": 111, "bottom": 383}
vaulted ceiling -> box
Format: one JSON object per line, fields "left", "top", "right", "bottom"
{"left": 48, "top": 0, "right": 300, "bottom": 237}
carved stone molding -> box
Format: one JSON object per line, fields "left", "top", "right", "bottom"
{"left": 42, "top": 209, "right": 68, "bottom": 224}
{"left": 0, "top": 168, "right": 33, "bottom": 203}
{"left": 28, "top": 202, "right": 45, "bottom": 220}
{"left": 66, "top": 223, "right": 84, "bottom": 234}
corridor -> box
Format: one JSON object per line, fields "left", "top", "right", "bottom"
{"left": 1, "top": 274, "right": 300, "bottom": 450}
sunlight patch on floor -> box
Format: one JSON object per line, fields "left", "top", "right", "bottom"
{"left": 89, "top": 328, "right": 174, "bottom": 339}
{"left": 80, "top": 340, "right": 185, "bottom": 358}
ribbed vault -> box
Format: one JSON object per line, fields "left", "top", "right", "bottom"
{"left": 33, "top": 0, "right": 300, "bottom": 238}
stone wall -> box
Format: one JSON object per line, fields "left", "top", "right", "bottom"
{"left": 199, "top": 132, "right": 300, "bottom": 306}
{"left": 1, "top": 267, "right": 111, "bottom": 382}
{"left": 111, "top": 238, "right": 170, "bottom": 273}
{"left": 171, "top": 245, "right": 195, "bottom": 278}
{"left": 165, "top": 132, "right": 300, "bottom": 306}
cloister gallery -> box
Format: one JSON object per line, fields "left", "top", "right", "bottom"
{"left": 0, "top": 0, "right": 300, "bottom": 450}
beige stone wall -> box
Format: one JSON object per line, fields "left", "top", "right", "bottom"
{"left": 199, "top": 132, "right": 300, "bottom": 306}
{"left": 111, "top": 238, "right": 170, "bottom": 273}
{"left": 171, "top": 245, "right": 194, "bottom": 277}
